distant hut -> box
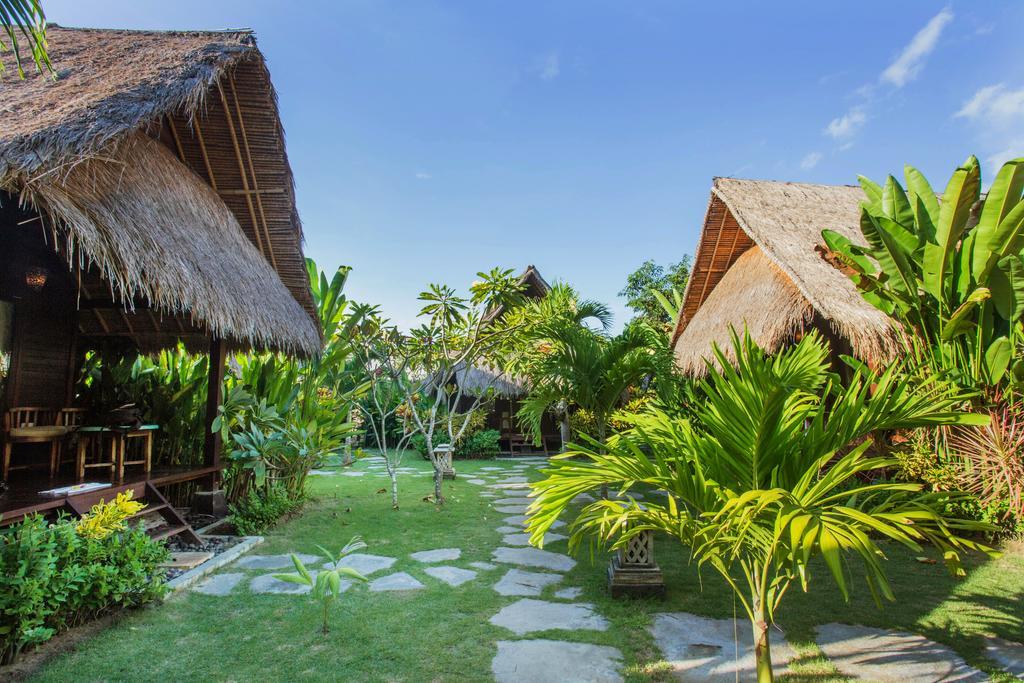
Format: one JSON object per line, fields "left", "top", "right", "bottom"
{"left": 671, "top": 178, "right": 898, "bottom": 375}
{"left": 0, "top": 26, "right": 318, "bottom": 533}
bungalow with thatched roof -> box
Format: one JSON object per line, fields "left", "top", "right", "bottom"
{"left": 0, "top": 26, "right": 318, "bottom": 534}
{"left": 671, "top": 177, "right": 898, "bottom": 375}
{"left": 452, "top": 265, "right": 561, "bottom": 454}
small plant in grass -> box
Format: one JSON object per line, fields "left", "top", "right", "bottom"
{"left": 274, "top": 537, "right": 368, "bottom": 634}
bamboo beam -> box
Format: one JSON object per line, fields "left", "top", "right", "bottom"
{"left": 696, "top": 200, "right": 731, "bottom": 306}
{"left": 193, "top": 118, "right": 218, "bottom": 191}
{"left": 165, "top": 115, "right": 187, "bottom": 163}
{"left": 203, "top": 337, "right": 227, "bottom": 475}
{"left": 229, "top": 73, "right": 277, "bottom": 270}
{"left": 216, "top": 82, "right": 266, "bottom": 257}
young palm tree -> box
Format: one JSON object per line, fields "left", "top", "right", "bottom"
{"left": 526, "top": 331, "right": 995, "bottom": 683}
{"left": 517, "top": 321, "right": 665, "bottom": 451}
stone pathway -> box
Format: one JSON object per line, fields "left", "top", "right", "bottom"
{"left": 650, "top": 612, "right": 794, "bottom": 682}
{"left": 490, "top": 598, "right": 609, "bottom": 635}
{"left": 492, "top": 640, "right": 623, "bottom": 683}
{"left": 815, "top": 623, "right": 986, "bottom": 682}
{"left": 369, "top": 572, "right": 424, "bottom": 592}
{"left": 493, "top": 568, "right": 562, "bottom": 596}
{"left": 410, "top": 548, "right": 461, "bottom": 563}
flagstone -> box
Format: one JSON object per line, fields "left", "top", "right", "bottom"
{"left": 503, "top": 514, "right": 565, "bottom": 529}
{"left": 193, "top": 572, "right": 245, "bottom": 596}
{"left": 469, "top": 561, "right": 498, "bottom": 571}
{"left": 502, "top": 532, "right": 566, "bottom": 546}
{"left": 369, "top": 572, "right": 424, "bottom": 592}
{"left": 492, "top": 546, "right": 576, "bottom": 572}
{"left": 424, "top": 565, "right": 477, "bottom": 587}
{"left": 554, "top": 587, "right": 583, "bottom": 600}
{"left": 492, "top": 640, "right": 623, "bottom": 683}
{"left": 815, "top": 623, "right": 985, "bottom": 682}
{"left": 650, "top": 612, "right": 794, "bottom": 682}
{"left": 331, "top": 553, "right": 397, "bottom": 575}
{"left": 410, "top": 548, "right": 462, "bottom": 563}
{"left": 235, "top": 553, "right": 321, "bottom": 570}
{"left": 493, "top": 568, "right": 562, "bottom": 596}
{"left": 490, "top": 598, "right": 608, "bottom": 635}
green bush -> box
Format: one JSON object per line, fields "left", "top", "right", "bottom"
{"left": 228, "top": 484, "right": 304, "bottom": 536}
{"left": 458, "top": 429, "right": 500, "bottom": 458}
{"left": 0, "top": 514, "right": 168, "bottom": 664}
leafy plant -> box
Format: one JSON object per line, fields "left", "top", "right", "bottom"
{"left": 458, "top": 428, "right": 501, "bottom": 458}
{"left": 273, "top": 537, "right": 369, "bottom": 634}
{"left": 526, "top": 330, "right": 995, "bottom": 682}
{"left": 823, "top": 156, "right": 1024, "bottom": 390}
{"left": 0, "top": 514, "right": 167, "bottom": 664}
{"left": 76, "top": 491, "right": 146, "bottom": 540}
{"left": 0, "top": 0, "right": 51, "bottom": 78}
{"left": 228, "top": 483, "right": 304, "bottom": 536}
{"left": 949, "top": 401, "right": 1024, "bottom": 526}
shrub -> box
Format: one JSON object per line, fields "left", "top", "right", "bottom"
{"left": 228, "top": 484, "right": 304, "bottom": 536}
{"left": 0, "top": 514, "right": 168, "bottom": 664}
{"left": 458, "top": 429, "right": 500, "bottom": 458}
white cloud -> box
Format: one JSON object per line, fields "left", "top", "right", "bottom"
{"left": 824, "top": 108, "right": 866, "bottom": 140}
{"left": 414, "top": 171, "right": 432, "bottom": 180}
{"left": 800, "top": 152, "right": 823, "bottom": 170}
{"left": 538, "top": 51, "right": 560, "bottom": 81}
{"left": 986, "top": 143, "right": 1024, "bottom": 173}
{"left": 881, "top": 7, "right": 953, "bottom": 87}
{"left": 955, "top": 84, "right": 1024, "bottom": 123}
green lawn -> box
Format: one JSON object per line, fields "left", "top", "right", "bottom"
{"left": 30, "top": 455, "right": 1024, "bottom": 682}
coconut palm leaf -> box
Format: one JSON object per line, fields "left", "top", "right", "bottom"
{"left": 0, "top": 0, "right": 50, "bottom": 77}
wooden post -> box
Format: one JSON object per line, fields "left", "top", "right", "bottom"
{"left": 203, "top": 337, "right": 227, "bottom": 486}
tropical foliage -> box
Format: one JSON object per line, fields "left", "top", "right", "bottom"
{"left": 0, "top": 0, "right": 50, "bottom": 77}
{"left": 526, "top": 331, "right": 995, "bottom": 682}
{"left": 273, "top": 537, "right": 369, "bottom": 634}
{"left": 823, "top": 156, "right": 1024, "bottom": 390}
{"left": 618, "top": 256, "right": 691, "bottom": 327}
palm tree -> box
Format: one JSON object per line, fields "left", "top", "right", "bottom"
{"left": 517, "top": 321, "right": 665, "bottom": 452}
{"left": 1, "top": 0, "right": 51, "bottom": 78}
{"left": 526, "top": 330, "right": 995, "bottom": 682}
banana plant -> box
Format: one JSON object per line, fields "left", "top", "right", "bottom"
{"left": 822, "top": 156, "right": 1024, "bottom": 390}
{"left": 273, "top": 537, "right": 368, "bottom": 634}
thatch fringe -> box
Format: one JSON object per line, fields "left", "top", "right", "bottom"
{"left": 673, "top": 178, "right": 899, "bottom": 374}
{"left": 6, "top": 132, "right": 319, "bottom": 355}
{"left": 673, "top": 247, "right": 813, "bottom": 374}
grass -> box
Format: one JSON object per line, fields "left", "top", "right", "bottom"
{"left": 29, "top": 454, "right": 1024, "bottom": 682}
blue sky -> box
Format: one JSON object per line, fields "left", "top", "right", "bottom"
{"left": 47, "top": 1, "right": 1024, "bottom": 330}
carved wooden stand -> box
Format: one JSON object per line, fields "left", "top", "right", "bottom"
{"left": 607, "top": 528, "right": 665, "bottom": 598}
{"left": 433, "top": 444, "right": 456, "bottom": 480}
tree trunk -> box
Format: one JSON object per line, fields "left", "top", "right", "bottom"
{"left": 752, "top": 608, "right": 773, "bottom": 683}
{"left": 559, "top": 414, "right": 571, "bottom": 453}
{"left": 433, "top": 465, "right": 444, "bottom": 505}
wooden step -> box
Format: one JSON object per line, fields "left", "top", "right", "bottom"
{"left": 148, "top": 524, "right": 187, "bottom": 541}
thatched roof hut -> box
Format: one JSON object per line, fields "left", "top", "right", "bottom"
{"left": 671, "top": 177, "right": 898, "bottom": 375}
{"left": 0, "top": 26, "right": 319, "bottom": 355}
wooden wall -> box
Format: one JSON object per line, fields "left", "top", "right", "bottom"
{"left": 1, "top": 198, "right": 77, "bottom": 409}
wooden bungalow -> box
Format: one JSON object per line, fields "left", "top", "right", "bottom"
{"left": 456, "top": 265, "right": 561, "bottom": 454}
{"left": 0, "top": 27, "right": 319, "bottom": 537}
{"left": 671, "top": 177, "right": 898, "bottom": 375}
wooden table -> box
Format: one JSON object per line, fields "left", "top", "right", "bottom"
{"left": 76, "top": 425, "right": 157, "bottom": 479}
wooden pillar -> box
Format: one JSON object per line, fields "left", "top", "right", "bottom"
{"left": 202, "top": 337, "right": 227, "bottom": 485}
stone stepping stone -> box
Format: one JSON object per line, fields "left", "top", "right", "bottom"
{"left": 493, "top": 639, "right": 623, "bottom": 683}
{"left": 492, "top": 546, "right": 576, "bottom": 572}
{"left": 985, "top": 637, "right": 1024, "bottom": 677}
{"left": 503, "top": 514, "right": 565, "bottom": 530}
{"left": 495, "top": 525, "right": 522, "bottom": 534}
{"left": 466, "top": 478, "right": 487, "bottom": 485}
{"left": 235, "top": 553, "right": 321, "bottom": 570}
{"left": 423, "top": 565, "right": 477, "bottom": 587}
{"left": 493, "top": 568, "right": 562, "bottom": 596}
{"left": 331, "top": 553, "right": 397, "bottom": 576}
{"left": 469, "top": 561, "right": 497, "bottom": 571}
{"left": 502, "top": 532, "right": 566, "bottom": 546}
{"left": 193, "top": 572, "right": 245, "bottom": 596}
{"left": 553, "top": 587, "right": 582, "bottom": 600}
{"left": 650, "top": 612, "right": 793, "bottom": 682}
{"left": 495, "top": 504, "right": 530, "bottom": 514}
{"left": 496, "top": 476, "right": 528, "bottom": 484}
{"left": 339, "top": 471, "right": 365, "bottom": 477}
{"left": 250, "top": 572, "right": 339, "bottom": 595}
{"left": 490, "top": 598, "right": 608, "bottom": 635}
{"left": 308, "top": 469, "right": 337, "bottom": 476}
{"left": 480, "top": 467, "right": 506, "bottom": 471}
{"left": 369, "top": 572, "right": 425, "bottom": 592}
{"left": 495, "top": 496, "right": 532, "bottom": 505}
{"left": 490, "top": 483, "right": 531, "bottom": 491}
{"left": 815, "top": 623, "right": 986, "bottom": 682}
{"left": 410, "top": 548, "right": 461, "bottom": 563}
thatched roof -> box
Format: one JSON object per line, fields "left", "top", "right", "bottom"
{"left": 455, "top": 364, "right": 527, "bottom": 399}
{"left": 672, "top": 178, "right": 898, "bottom": 374}
{"left": 0, "top": 25, "right": 319, "bottom": 354}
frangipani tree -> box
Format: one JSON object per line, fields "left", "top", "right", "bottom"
{"left": 526, "top": 330, "right": 995, "bottom": 682}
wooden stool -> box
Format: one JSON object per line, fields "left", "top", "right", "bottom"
{"left": 117, "top": 426, "right": 156, "bottom": 478}
{"left": 75, "top": 426, "right": 119, "bottom": 480}
{"left": 56, "top": 408, "right": 88, "bottom": 472}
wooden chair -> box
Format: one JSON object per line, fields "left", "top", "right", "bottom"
{"left": 54, "top": 407, "right": 88, "bottom": 472}
{"left": 2, "top": 407, "right": 65, "bottom": 479}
